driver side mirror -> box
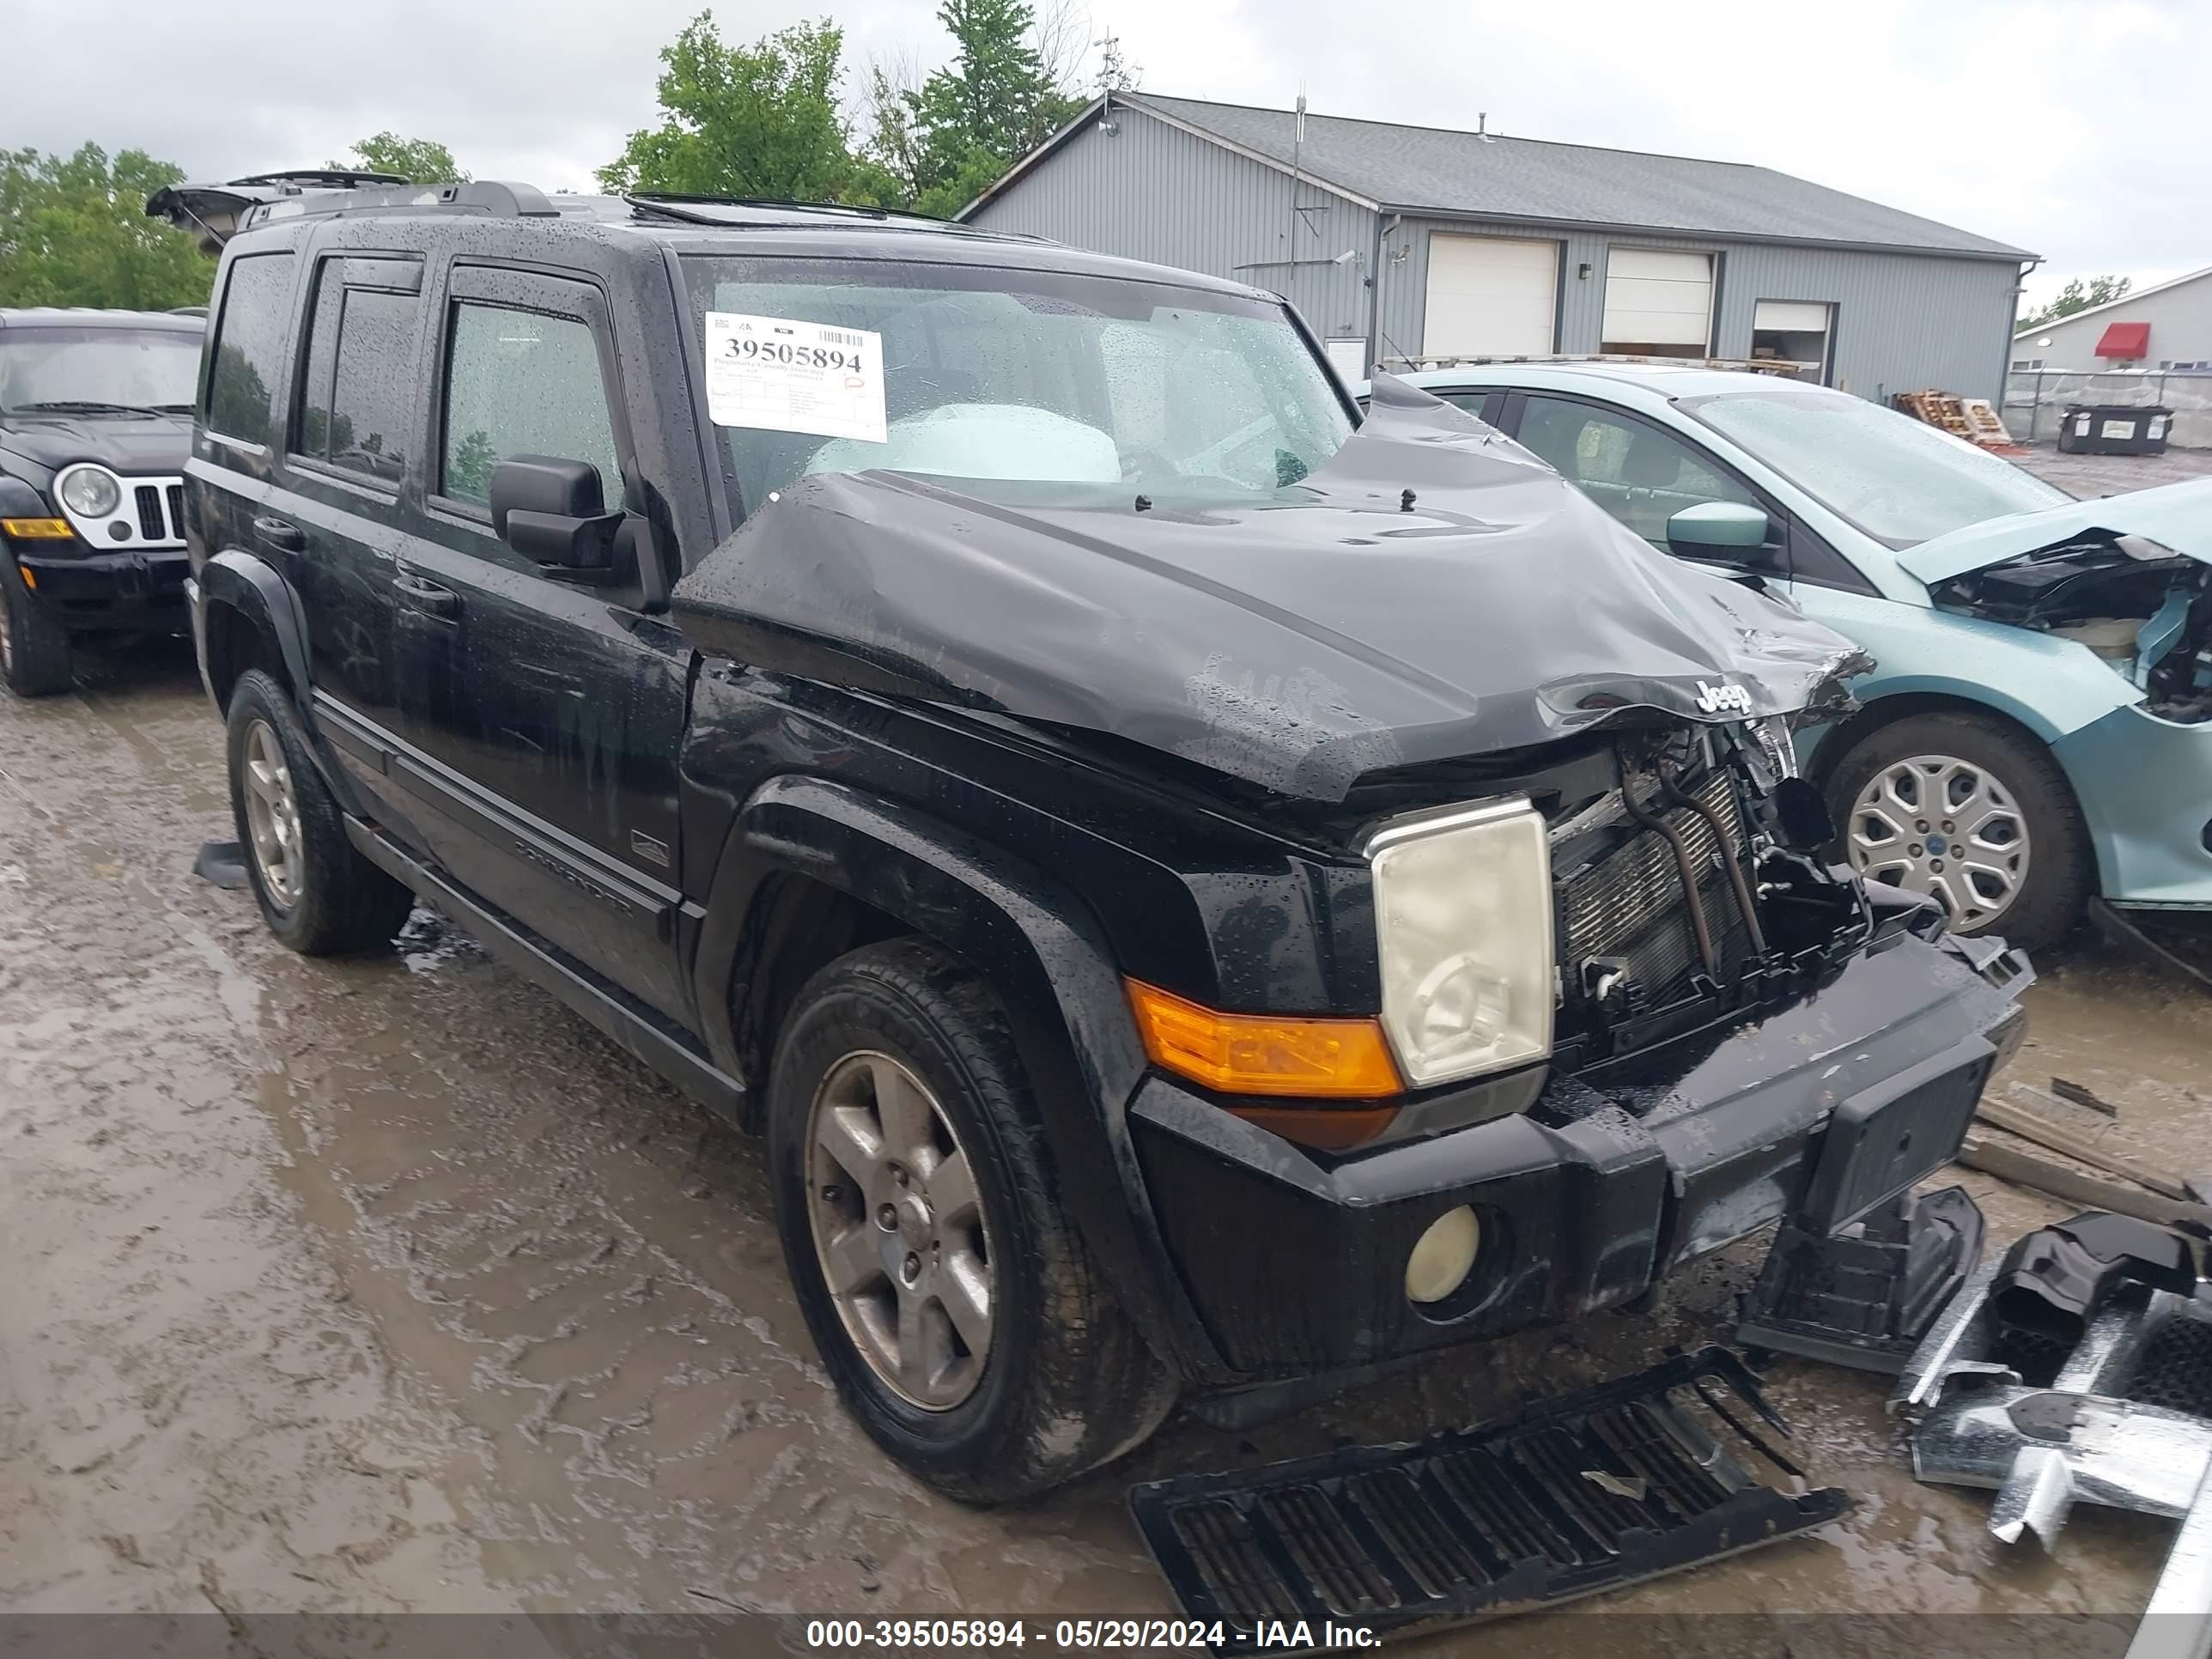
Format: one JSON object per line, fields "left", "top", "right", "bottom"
{"left": 1667, "top": 500, "right": 1778, "bottom": 563}
{"left": 490, "top": 455, "right": 624, "bottom": 580}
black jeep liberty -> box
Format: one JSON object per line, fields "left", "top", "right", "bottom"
{"left": 0, "top": 307, "right": 204, "bottom": 695}
{"left": 153, "top": 176, "right": 2028, "bottom": 1502}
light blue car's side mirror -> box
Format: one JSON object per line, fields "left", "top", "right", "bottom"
{"left": 1668, "top": 501, "right": 1774, "bottom": 561}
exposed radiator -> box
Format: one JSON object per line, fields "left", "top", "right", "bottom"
{"left": 1557, "top": 765, "right": 1752, "bottom": 1002}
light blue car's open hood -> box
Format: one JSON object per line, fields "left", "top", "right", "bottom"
{"left": 1898, "top": 477, "right": 2212, "bottom": 586}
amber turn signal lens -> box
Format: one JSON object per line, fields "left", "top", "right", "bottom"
{"left": 1, "top": 518, "right": 73, "bottom": 539}
{"left": 1125, "top": 979, "right": 1404, "bottom": 1098}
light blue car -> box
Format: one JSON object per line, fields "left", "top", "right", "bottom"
{"left": 1357, "top": 364, "right": 2212, "bottom": 949}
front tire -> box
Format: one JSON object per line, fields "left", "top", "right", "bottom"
{"left": 0, "top": 562, "right": 73, "bottom": 696}
{"left": 1826, "top": 709, "right": 2089, "bottom": 951}
{"left": 225, "top": 669, "right": 415, "bottom": 954}
{"left": 768, "top": 938, "right": 1177, "bottom": 1504}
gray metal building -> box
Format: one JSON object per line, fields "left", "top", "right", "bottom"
{"left": 961, "top": 93, "right": 2037, "bottom": 404}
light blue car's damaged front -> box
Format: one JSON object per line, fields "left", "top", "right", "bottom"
{"left": 1365, "top": 367, "right": 2212, "bottom": 942}
{"left": 1886, "top": 478, "right": 2212, "bottom": 915}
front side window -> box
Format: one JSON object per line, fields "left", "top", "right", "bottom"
{"left": 1515, "top": 395, "right": 1759, "bottom": 546}
{"left": 440, "top": 304, "right": 621, "bottom": 509}
{"left": 0, "top": 327, "right": 201, "bottom": 416}
{"left": 295, "top": 263, "right": 422, "bottom": 483}
{"left": 680, "top": 256, "right": 1352, "bottom": 515}
{"left": 205, "top": 253, "right": 297, "bottom": 446}
{"left": 1685, "top": 386, "right": 2070, "bottom": 545}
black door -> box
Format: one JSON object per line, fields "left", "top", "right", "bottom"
{"left": 276, "top": 252, "right": 427, "bottom": 817}
{"left": 387, "top": 263, "right": 691, "bottom": 1021}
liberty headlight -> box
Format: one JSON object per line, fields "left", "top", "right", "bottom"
{"left": 57, "top": 465, "right": 122, "bottom": 520}
{"left": 1365, "top": 797, "right": 1553, "bottom": 1087}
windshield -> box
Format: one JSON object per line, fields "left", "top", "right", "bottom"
{"left": 1684, "top": 386, "right": 2069, "bottom": 546}
{"left": 0, "top": 326, "right": 202, "bottom": 415}
{"left": 680, "top": 256, "right": 1352, "bottom": 514}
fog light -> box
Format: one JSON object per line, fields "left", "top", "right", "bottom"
{"left": 1406, "top": 1206, "right": 1481, "bottom": 1304}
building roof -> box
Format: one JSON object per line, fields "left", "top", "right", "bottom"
{"left": 2014, "top": 263, "right": 2212, "bottom": 340}
{"left": 973, "top": 92, "right": 2035, "bottom": 262}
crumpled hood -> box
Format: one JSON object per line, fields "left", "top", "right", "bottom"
{"left": 1898, "top": 477, "right": 2212, "bottom": 586}
{"left": 671, "top": 375, "right": 1866, "bottom": 802}
{"left": 1, "top": 413, "right": 191, "bottom": 477}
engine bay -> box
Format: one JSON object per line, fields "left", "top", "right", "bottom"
{"left": 1924, "top": 533, "right": 2212, "bottom": 724}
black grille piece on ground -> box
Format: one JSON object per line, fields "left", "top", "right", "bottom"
{"left": 135, "top": 483, "right": 165, "bottom": 541}
{"left": 1558, "top": 767, "right": 1751, "bottom": 1004}
{"left": 1131, "top": 1347, "right": 1846, "bottom": 1651}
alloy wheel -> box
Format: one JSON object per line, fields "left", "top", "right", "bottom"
{"left": 1846, "top": 752, "right": 2030, "bottom": 929}
{"left": 805, "top": 1049, "right": 994, "bottom": 1411}
{"left": 240, "top": 718, "right": 304, "bottom": 908}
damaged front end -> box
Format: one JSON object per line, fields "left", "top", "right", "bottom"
{"left": 1899, "top": 478, "right": 2212, "bottom": 726}
{"left": 674, "top": 376, "right": 2032, "bottom": 1383}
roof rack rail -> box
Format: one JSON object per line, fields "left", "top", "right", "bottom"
{"left": 228, "top": 168, "right": 409, "bottom": 191}
{"left": 623, "top": 192, "right": 968, "bottom": 231}
{"left": 148, "top": 177, "right": 559, "bottom": 248}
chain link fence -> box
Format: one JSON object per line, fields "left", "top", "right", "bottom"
{"left": 2002, "top": 368, "right": 2212, "bottom": 447}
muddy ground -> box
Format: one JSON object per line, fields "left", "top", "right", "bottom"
{"left": 3, "top": 477, "right": 2208, "bottom": 1647}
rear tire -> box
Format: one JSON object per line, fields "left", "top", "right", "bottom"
{"left": 768, "top": 937, "right": 1178, "bottom": 1504}
{"left": 225, "top": 669, "right": 415, "bottom": 954}
{"left": 0, "top": 562, "right": 73, "bottom": 696}
{"left": 1825, "top": 709, "right": 2089, "bottom": 951}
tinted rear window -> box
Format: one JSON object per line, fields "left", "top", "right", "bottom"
{"left": 295, "top": 261, "right": 421, "bottom": 484}
{"left": 205, "top": 253, "right": 297, "bottom": 446}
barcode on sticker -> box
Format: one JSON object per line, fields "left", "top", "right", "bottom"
{"left": 821, "top": 328, "right": 866, "bottom": 349}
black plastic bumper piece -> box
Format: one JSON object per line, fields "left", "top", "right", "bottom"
{"left": 1738, "top": 1184, "right": 1986, "bottom": 1373}
{"left": 1129, "top": 1346, "right": 1846, "bottom": 1651}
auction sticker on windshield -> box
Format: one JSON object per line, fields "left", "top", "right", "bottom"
{"left": 704, "top": 312, "right": 886, "bottom": 444}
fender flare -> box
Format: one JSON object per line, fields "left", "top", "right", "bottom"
{"left": 690, "top": 772, "right": 1228, "bottom": 1380}
{"left": 198, "top": 549, "right": 314, "bottom": 708}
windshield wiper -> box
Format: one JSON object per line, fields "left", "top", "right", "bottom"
{"left": 7, "top": 399, "right": 177, "bottom": 418}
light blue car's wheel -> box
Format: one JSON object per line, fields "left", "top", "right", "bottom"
{"left": 1828, "top": 710, "right": 2089, "bottom": 951}
{"left": 1848, "top": 751, "right": 2030, "bottom": 930}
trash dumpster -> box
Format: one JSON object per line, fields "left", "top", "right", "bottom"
{"left": 2058, "top": 404, "right": 2172, "bottom": 455}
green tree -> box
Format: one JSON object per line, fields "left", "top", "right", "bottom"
{"left": 331, "top": 132, "right": 468, "bottom": 184}
{"left": 858, "top": 0, "right": 1088, "bottom": 216}
{"left": 598, "top": 15, "right": 856, "bottom": 201}
{"left": 2018, "top": 273, "right": 2133, "bottom": 334}
{"left": 0, "top": 143, "right": 213, "bottom": 309}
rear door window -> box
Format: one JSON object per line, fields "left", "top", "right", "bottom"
{"left": 440, "top": 303, "right": 622, "bottom": 511}
{"left": 204, "top": 252, "right": 297, "bottom": 447}
{"left": 295, "top": 259, "right": 422, "bottom": 485}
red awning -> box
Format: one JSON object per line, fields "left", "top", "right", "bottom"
{"left": 2095, "top": 320, "right": 2151, "bottom": 358}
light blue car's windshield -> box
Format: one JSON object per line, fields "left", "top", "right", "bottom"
{"left": 681, "top": 256, "right": 1352, "bottom": 514}
{"left": 1684, "top": 388, "right": 2070, "bottom": 547}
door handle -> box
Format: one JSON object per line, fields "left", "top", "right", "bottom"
{"left": 252, "top": 515, "right": 304, "bottom": 551}
{"left": 391, "top": 572, "right": 459, "bottom": 617}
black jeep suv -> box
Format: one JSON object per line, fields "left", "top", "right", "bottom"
{"left": 155, "top": 177, "right": 2029, "bottom": 1502}
{"left": 0, "top": 307, "right": 204, "bottom": 695}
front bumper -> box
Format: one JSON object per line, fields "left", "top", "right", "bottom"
{"left": 2056, "top": 702, "right": 2212, "bottom": 911}
{"left": 1131, "top": 932, "right": 2030, "bottom": 1381}
{"left": 15, "top": 546, "right": 189, "bottom": 631}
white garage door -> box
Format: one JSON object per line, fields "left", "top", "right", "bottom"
{"left": 1422, "top": 234, "right": 1558, "bottom": 357}
{"left": 1601, "top": 248, "right": 1713, "bottom": 349}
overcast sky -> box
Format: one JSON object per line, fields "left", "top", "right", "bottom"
{"left": 17, "top": 0, "right": 2203, "bottom": 309}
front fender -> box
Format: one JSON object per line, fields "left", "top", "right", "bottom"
{"left": 690, "top": 773, "right": 1229, "bottom": 1381}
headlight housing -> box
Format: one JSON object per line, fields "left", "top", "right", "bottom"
{"left": 1365, "top": 797, "right": 1553, "bottom": 1087}
{"left": 57, "top": 464, "right": 122, "bottom": 520}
